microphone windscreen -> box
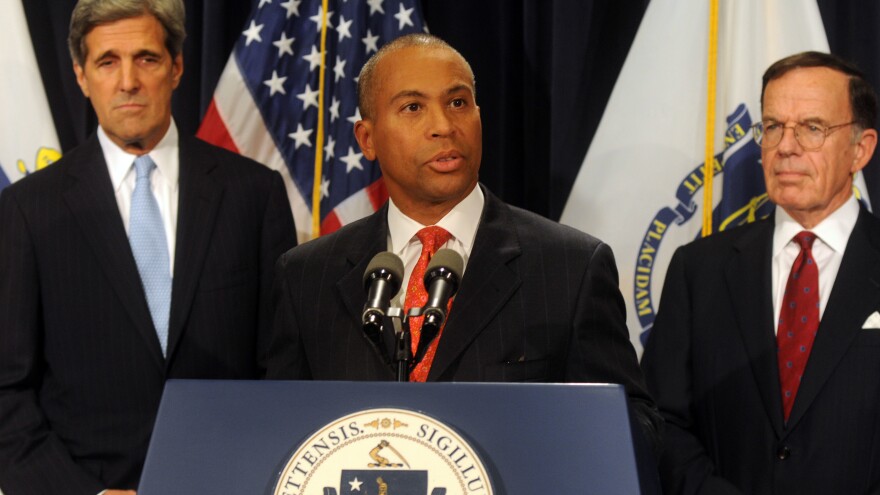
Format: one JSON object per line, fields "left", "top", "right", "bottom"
{"left": 363, "top": 251, "right": 405, "bottom": 287}
{"left": 426, "top": 248, "right": 464, "bottom": 280}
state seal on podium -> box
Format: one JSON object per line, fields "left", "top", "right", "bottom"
{"left": 272, "top": 408, "right": 494, "bottom": 495}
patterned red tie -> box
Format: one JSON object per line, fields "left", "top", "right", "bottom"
{"left": 777, "top": 231, "right": 820, "bottom": 422}
{"left": 404, "top": 226, "right": 453, "bottom": 382}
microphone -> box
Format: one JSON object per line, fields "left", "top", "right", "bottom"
{"left": 413, "top": 248, "right": 464, "bottom": 365}
{"left": 362, "top": 252, "right": 405, "bottom": 353}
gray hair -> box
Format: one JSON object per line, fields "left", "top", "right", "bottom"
{"left": 357, "top": 33, "right": 476, "bottom": 120}
{"left": 68, "top": 0, "right": 186, "bottom": 67}
{"left": 762, "top": 51, "right": 877, "bottom": 133}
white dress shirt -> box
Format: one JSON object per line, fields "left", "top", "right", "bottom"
{"left": 98, "top": 121, "right": 179, "bottom": 275}
{"left": 771, "top": 195, "right": 860, "bottom": 334}
{"left": 387, "top": 185, "right": 484, "bottom": 307}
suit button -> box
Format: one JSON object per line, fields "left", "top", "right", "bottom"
{"left": 777, "top": 446, "right": 791, "bottom": 460}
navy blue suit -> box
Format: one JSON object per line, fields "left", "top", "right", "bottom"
{"left": 0, "top": 135, "right": 296, "bottom": 493}
{"left": 642, "top": 210, "right": 880, "bottom": 494}
{"left": 267, "top": 185, "right": 661, "bottom": 449}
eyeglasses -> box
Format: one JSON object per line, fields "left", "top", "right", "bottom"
{"left": 751, "top": 120, "right": 855, "bottom": 150}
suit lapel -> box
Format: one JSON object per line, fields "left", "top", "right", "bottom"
{"left": 166, "top": 137, "right": 224, "bottom": 362}
{"left": 62, "top": 136, "right": 165, "bottom": 369}
{"left": 725, "top": 219, "right": 786, "bottom": 437}
{"left": 428, "top": 188, "right": 522, "bottom": 380}
{"left": 336, "top": 207, "right": 389, "bottom": 326}
{"left": 334, "top": 207, "right": 395, "bottom": 370}
{"left": 786, "top": 209, "right": 880, "bottom": 430}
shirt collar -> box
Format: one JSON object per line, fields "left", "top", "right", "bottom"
{"left": 773, "top": 193, "right": 859, "bottom": 255}
{"left": 99, "top": 120, "right": 179, "bottom": 193}
{"left": 387, "top": 185, "right": 485, "bottom": 255}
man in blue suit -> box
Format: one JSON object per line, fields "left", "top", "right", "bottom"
{"left": 0, "top": 1, "right": 296, "bottom": 493}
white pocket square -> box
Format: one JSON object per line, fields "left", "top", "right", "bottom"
{"left": 862, "top": 311, "right": 880, "bottom": 329}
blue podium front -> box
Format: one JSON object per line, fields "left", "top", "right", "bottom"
{"left": 139, "top": 380, "right": 659, "bottom": 494}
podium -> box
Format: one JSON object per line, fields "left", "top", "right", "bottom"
{"left": 139, "top": 380, "right": 659, "bottom": 494}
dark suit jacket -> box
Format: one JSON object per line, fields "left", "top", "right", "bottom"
{"left": 266, "top": 185, "right": 662, "bottom": 448}
{"left": 641, "top": 209, "right": 880, "bottom": 495}
{"left": 0, "top": 134, "right": 296, "bottom": 494}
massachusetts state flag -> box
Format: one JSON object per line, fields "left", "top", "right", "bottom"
{"left": 560, "top": 0, "right": 850, "bottom": 354}
{"left": 0, "top": 0, "right": 61, "bottom": 192}
{"left": 198, "top": 0, "right": 426, "bottom": 243}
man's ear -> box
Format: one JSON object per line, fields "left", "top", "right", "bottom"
{"left": 171, "top": 53, "right": 184, "bottom": 89}
{"left": 354, "top": 119, "right": 376, "bottom": 161}
{"left": 73, "top": 62, "right": 90, "bottom": 98}
{"left": 852, "top": 128, "right": 878, "bottom": 174}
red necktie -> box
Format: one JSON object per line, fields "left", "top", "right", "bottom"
{"left": 404, "top": 226, "right": 453, "bottom": 382}
{"left": 777, "top": 231, "right": 820, "bottom": 422}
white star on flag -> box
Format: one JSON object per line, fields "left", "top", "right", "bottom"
{"left": 273, "top": 31, "right": 295, "bottom": 58}
{"left": 297, "top": 84, "right": 320, "bottom": 110}
{"left": 337, "top": 15, "right": 353, "bottom": 41}
{"left": 288, "top": 124, "right": 313, "bottom": 149}
{"left": 242, "top": 20, "right": 264, "bottom": 46}
{"left": 341, "top": 147, "right": 364, "bottom": 173}
{"left": 302, "top": 44, "right": 322, "bottom": 71}
{"left": 334, "top": 56, "right": 347, "bottom": 82}
{"left": 310, "top": 6, "right": 334, "bottom": 30}
{"left": 321, "top": 176, "right": 330, "bottom": 198}
{"left": 347, "top": 108, "right": 361, "bottom": 126}
{"left": 329, "top": 97, "right": 341, "bottom": 122}
{"left": 324, "top": 135, "right": 336, "bottom": 161}
{"left": 280, "top": 0, "right": 301, "bottom": 18}
{"left": 361, "top": 29, "right": 379, "bottom": 54}
{"left": 263, "top": 70, "right": 287, "bottom": 95}
{"left": 367, "top": 0, "right": 384, "bottom": 15}
{"left": 394, "top": 3, "right": 414, "bottom": 29}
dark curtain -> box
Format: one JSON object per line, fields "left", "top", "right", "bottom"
{"left": 22, "top": 0, "right": 880, "bottom": 221}
{"left": 818, "top": 1, "right": 880, "bottom": 206}
{"left": 421, "top": 1, "right": 648, "bottom": 219}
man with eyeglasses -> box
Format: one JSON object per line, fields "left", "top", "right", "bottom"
{"left": 641, "top": 51, "right": 880, "bottom": 494}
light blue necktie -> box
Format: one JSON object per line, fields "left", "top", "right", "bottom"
{"left": 129, "top": 155, "right": 171, "bottom": 357}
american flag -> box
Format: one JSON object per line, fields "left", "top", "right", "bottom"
{"left": 198, "top": 0, "right": 426, "bottom": 243}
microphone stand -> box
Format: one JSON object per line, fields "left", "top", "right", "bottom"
{"left": 386, "top": 307, "right": 412, "bottom": 382}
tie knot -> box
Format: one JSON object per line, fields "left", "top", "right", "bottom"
{"left": 134, "top": 155, "right": 156, "bottom": 180}
{"left": 416, "top": 226, "right": 452, "bottom": 254}
{"left": 793, "top": 231, "right": 817, "bottom": 251}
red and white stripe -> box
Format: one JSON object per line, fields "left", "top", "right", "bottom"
{"left": 198, "top": 57, "right": 389, "bottom": 243}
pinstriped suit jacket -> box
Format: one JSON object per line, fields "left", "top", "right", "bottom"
{"left": 266, "top": 185, "right": 661, "bottom": 448}
{"left": 641, "top": 209, "right": 880, "bottom": 494}
{"left": 0, "top": 134, "right": 296, "bottom": 494}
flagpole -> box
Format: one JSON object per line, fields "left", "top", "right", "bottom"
{"left": 311, "top": 0, "right": 331, "bottom": 239}
{"left": 702, "top": 0, "right": 719, "bottom": 237}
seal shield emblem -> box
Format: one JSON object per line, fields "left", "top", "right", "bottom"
{"left": 272, "top": 408, "right": 493, "bottom": 495}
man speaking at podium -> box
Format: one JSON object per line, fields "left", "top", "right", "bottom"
{"left": 266, "top": 33, "right": 661, "bottom": 449}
